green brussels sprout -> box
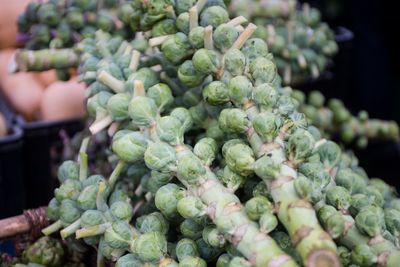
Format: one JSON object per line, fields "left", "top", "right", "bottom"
{"left": 193, "top": 138, "right": 218, "bottom": 165}
{"left": 196, "top": 238, "right": 221, "bottom": 262}
{"left": 155, "top": 184, "right": 185, "bottom": 221}
{"left": 252, "top": 181, "right": 269, "bottom": 198}
{"left": 362, "top": 186, "right": 384, "bottom": 207}
{"left": 128, "top": 96, "right": 158, "bottom": 127}
{"left": 253, "top": 83, "right": 277, "bottom": 111}
{"left": 179, "top": 256, "right": 207, "bottom": 267}
{"left": 200, "top": 6, "right": 229, "bottom": 28}
{"left": 294, "top": 176, "right": 312, "bottom": 199}
{"left": 298, "top": 163, "right": 330, "bottom": 188}
{"left": 178, "top": 60, "right": 206, "bottom": 88}
{"left": 224, "top": 49, "right": 246, "bottom": 76}
{"left": 136, "top": 212, "right": 169, "bottom": 235}
{"left": 110, "top": 201, "right": 134, "bottom": 221}
{"left": 219, "top": 108, "right": 250, "bottom": 133}
{"left": 277, "top": 95, "right": 295, "bottom": 115}
{"left": 77, "top": 184, "right": 98, "bottom": 210}
{"left": 177, "top": 196, "right": 206, "bottom": 219}
{"left": 87, "top": 91, "right": 113, "bottom": 117}
{"left": 203, "top": 81, "right": 230, "bottom": 105}
{"left": 308, "top": 91, "right": 325, "bottom": 108}
{"left": 254, "top": 154, "right": 280, "bottom": 180}
{"left": 224, "top": 143, "right": 254, "bottom": 176}
{"left": 183, "top": 89, "right": 202, "bottom": 107}
{"left": 176, "top": 0, "right": 197, "bottom": 14}
{"left": 317, "top": 205, "right": 337, "bottom": 225}
{"left": 127, "top": 68, "right": 158, "bottom": 91}
{"left": 46, "top": 198, "right": 60, "bottom": 221}
{"left": 57, "top": 160, "right": 79, "bottom": 183}
{"left": 112, "top": 130, "right": 148, "bottom": 163}
{"left": 287, "top": 128, "right": 315, "bottom": 163}
{"left": 116, "top": 253, "right": 143, "bottom": 267}
{"left": 337, "top": 246, "right": 351, "bottom": 266}
{"left": 355, "top": 206, "right": 384, "bottom": 237}
{"left": 245, "top": 196, "right": 274, "bottom": 221}
{"left": 99, "top": 237, "right": 125, "bottom": 261}
{"left": 228, "top": 75, "right": 253, "bottom": 105}
{"left": 37, "top": 3, "right": 60, "bottom": 26}
{"left": 384, "top": 208, "right": 400, "bottom": 238}
{"left": 188, "top": 26, "right": 205, "bottom": 49}
{"left": 249, "top": 57, "right": 276, "bottom": 85}
{"left": 202, "top": 226, "right": 226, "bottom": 248}
{"left": 259, "top": 211, "right": 278, "bottom": 234}
{"left": 22, "top": 236, "right": 65, "bottom": 266}
{"left": 216, "top": 253, "right": 232, "bottom": 267}
{"left": 161, "top": 33, "right": 193, "bottom": 64}
{"left": 349, "top": 194, "right": 373, "bottom": 217}
{"left": 147, "top": 83, "right": 173, "bottom": 112}
{"left": 55, "top": 179, "right": 82, "bottom": 202}
{"left": 192, "top": 49, "right": 222, "bottom": 75}
{"left": 253, "top": 112, "right": 278, "bottom": 141}
{"left": 132, "top": 232, "right": 168, "bottom": 262}
{"left": 80, "top": 210, "right": 107, "bottom": 245}
{"left": 368, "top": 178, "right": 392, "bottom": 201}
{"left": 229, "top": 256, "right": 252, "bottom": 267}
{"left": 316, "top": 141, "right": 341, "bottom": 170}
{"left": 241, "top": 38, "right": 269, "bottom": 64}
{"left": 307, "top": 126, "right": 322, "bottom": 142}
{"left": 325, "top": 212, "right": 345, "bottom": 239}
{"left": 104, "top": 221, "right": 135, "bottom": 249}
{"left": 60, "top": 199, "right": 81, "bottom": 225}
{"left": 326, "top": 186, "right": 351, "bottom": 211}
{"left": 144, "top": 142, "right": 177, "bottom": 173}
{"left": 335, "top": 169, "right": 366, "bottom": 195}
{"left": 177, "top": 12, "right": 190, "bottom": 34}
{"left": 213, "top": 24, "right": 239, "bottom": 52}
{"left": 171, "top": 107, "right": 194, "bottom": 133}
{"left": 106, "top": 93, "right": 130, "bottom": 121}
{"left": 176, "top": 238, "right": 199, "bottom": 261}
{"left": 180, "top": 219, "right": 204, "bottom": 239}
{"left": 218, "top": 166, "right": 245, "bottom": 191}
{"left": 177, "top": 153, "right": 207, "bottom": 184}
{"left": 152, "top": 19, "right": 177, "bottom": 37}
{"left": 157, "top": 116, "right": 184, "bottom": 145}
{"left": 350, "top": 244, "right": 377, "bottom": 266}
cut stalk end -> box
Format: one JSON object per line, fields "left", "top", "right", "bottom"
{"left": 306, "top": 249, "right": 340, "bottom": 267}
{"left": 89, "top": 115, "right": 113, "bottom": 135}
{"left": 148, "top": 35, "right": 170, "bottom": 47}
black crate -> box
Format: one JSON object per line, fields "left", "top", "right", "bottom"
{"left": 0, "top": 94, "right": 25, "bottom": 219}
{"left": 16, "top": 116, "right": 84, "bottom": 209}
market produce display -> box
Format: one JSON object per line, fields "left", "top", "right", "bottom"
{"left": 1, "top": 0, "right": 400, "bottom": 267}
{"left": 229, "top": 0, "right": 338, "bottom": 85}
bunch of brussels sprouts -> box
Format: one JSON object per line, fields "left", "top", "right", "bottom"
{"left": 17, "top": 0, "right": 135, "bottom": 50}
{"left": 229, "top": 0, "right": 338, "bottom": 85}
{"left": 10, "top": 0, "right": 400, "bottom": 266}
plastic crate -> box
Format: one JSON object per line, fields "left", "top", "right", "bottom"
{"left": 16, "top": 116, "right": 83, "bottom": 209}
{"left": 0, "top": 94, "right": 25, "bottom": 219}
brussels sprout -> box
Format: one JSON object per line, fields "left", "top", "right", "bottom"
{"left": 145, "top": 142, "right": 177, "bottom": 173}
{"left": 116, "top": 253, "right": 143, "bottom": 267}
{"left": 200, "top": 6, "right": 229, "bottom": 28}
{"left": 216, "top": 253, "right": 232, "bottom": 267}
{"left": 316, "top": 141, "right": 341, "bottom": 170}
{"left": 335, "top": 169, "right": 366, "bottom": 195}
{"left": 178, "top": 60, "right": 206, "bottom": 88}
{"left": 127, "top": 68, "right": 158, "bottom": 91}
{"left": 132, "top": 232, "right": 168, "bottom": 262}
{"left": 287, "top": 128, "right": 315, "bottom": 163}
{"left": 87, "top": 91, "right": 113, "bottom": 117}
{"left": 177, "top": 153, "right": 207, "bottom": 184}
{"left": 176, "top": 238, "right": 199, "bottom": 261}
{"left": 161, "top": 33, "right": 193, "bottom": 64}
{"left": 350, "top": 244, "right": 377, "bottom": 266}
{"left": 355, "top": 206, "right": 384, "bottom": 237}
{"left": 203, "top": 81, "right": 229, "bottom": 106}
{"left": 202, "top": 226, "right": 226, "bottom": 248}
{"left": 228, "top": 76, "right": 253, "bottom": 105}
{"left": 224, "top": 143, "right": 255, "bottom": 177}
{"left": 22, "top": 236, "right": 65, "bottom": 266}
{"left": 46, "top": 198, "right": 60, "bottom": 221}
{"left": 192, "top": 49, "right": 222, "bottom": 75}
{"left": 136, "top": 212, "right": 169, "bottom": 234}
{"left": 171, "top": 107, "right": 194, "bottom": 133}
{"left": 176, "top": 0, "right": 197, "bottom": 14}
{"left": 241, "top": 38, "right": 269, "bottom": 64}
{"left": 77, "top": 184, "right": 98, "bottom": 210}
{"left": 193, "top": 138, "right": 218, "bottom": 165}
{"left": 219, "top": 108, "right": 250, "bottom": 133}
{"left": 104, "top": 221, "right": 135, "bottom": 249}
{"left": 224, "top": 49, "right": 246, "bottom": 76}
{"left": 229, "top": 256, "right": 252, "bottom": 267}
{"left": 107, "top": 93, "right": 130, "bottom": 121}
{"left": 155, "top": 184, "right": 185, "bottom": 221}
{"left": 147, "top": 83, "right": 174, "bottom": 112}
{"left": 110, "top": 201, "right": 134, "bottom": 221}
{"left": 152, "top": 19, "right": 177, "bottom": 37}
{"left": 249, "top": 57, "right": 276, "bottom": 85}
{"left": 294, "top": 176, "right": 312, "bottom": 199}
{"left": 188, "top": 26, "right": 205, "bottom": 49}
{"left": 55, "top": 179, "right": 82, "bottom": 202}
{"left": 253, "top": 83, "right": 278, "bottom": 111}
{"left": 179, "top": 256, "right": 207, "bottom": 267}
{"left": 180, "top": 219, "right": 204, "bottom": 239}
{"left": 326, "top": 186, "right": 351, "bottom": 211}
{"left": 112, "top": 130, "right": 148, "bottom": 163}
{"left": 384, "top": 208, "right": 400, "bottom": 238}
{"left": 298, "top": 163, "right": 330, "bottom": 188}
{"left": 253, "top": 112, "right": 278, "bottom": 141}
{"left": 259, "top": 212, "right": 278, "bottom": 234}
{"left": 129, "top": 96, "right": 158, "bottom": 127}
{"left": 196, "top": 238, "right": 221, "bottom": 262}
{"left": 245, "top": 196, "right": 274, "bottom": 221}
{"left": 177, "top": 196, "right": 206, "bottom": 219}
{"left": 177, "top": 12, "right": 190, "bottom": 34}
{"left": 363, "top": 186, "right": 385, "bottom": 207}
{"left": 57, "top": 160, "right": 79, "bottom": 183}
{"left": 157, "top": 116, "right": 184, "bottom": 145}
{"left": 214, "top": 24, "right": 239, "bottom": 52}
{"left": 60, "top": 199, "right": 82, "bottom": 225}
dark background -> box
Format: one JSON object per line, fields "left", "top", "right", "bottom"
{"left": 299, "top": 0, "right": 400, "bottom": 189}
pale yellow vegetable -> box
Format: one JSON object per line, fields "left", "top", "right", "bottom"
{"left": 40, "top": 79, "right": 86, "bottom": 121}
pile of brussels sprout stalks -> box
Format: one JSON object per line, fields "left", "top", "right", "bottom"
{"left": 229, "top": 0, "right": 338, "bottom": 85}
{"left": 10, "top": 0, "right": 400, "bottom": 266}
